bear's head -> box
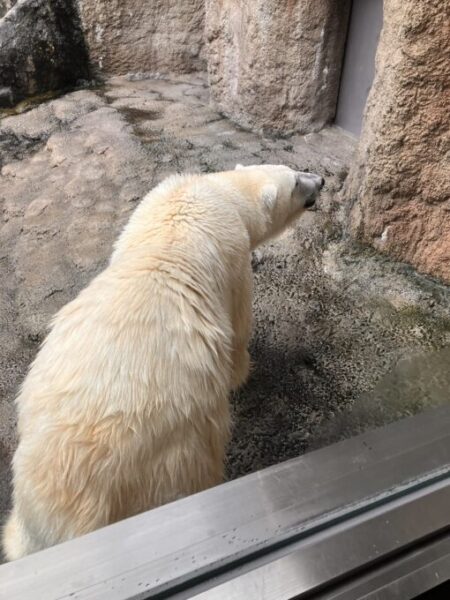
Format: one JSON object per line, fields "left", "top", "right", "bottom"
{"left": 235, "top": 163, "right": 324, "bottom": 244}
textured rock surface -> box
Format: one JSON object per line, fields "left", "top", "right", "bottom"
{"left": 346, "top": 0, "right": 450, "bottom": 283}
{"left": 1, "top": 76, "right": 449, "bottom": 547}
{"left": 0, "top": 0, "right": 89, "bottom": 106}
{"left": 205, "top": 0, "right": 351, "bottom": 135}
{"left": 77, "top": 0, "right": 205, "bottom": 77}
{"left": 0, "top": 0, "right": 16, "bottom": 18}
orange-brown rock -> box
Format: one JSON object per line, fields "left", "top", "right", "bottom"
{"left": 346, "top": 0, "right": 450, "bottom": 282}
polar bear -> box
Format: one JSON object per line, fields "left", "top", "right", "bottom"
{"left": 2, "top": 164, "right": 323, "bottom": 560}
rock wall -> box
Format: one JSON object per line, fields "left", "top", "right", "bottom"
{"left": 0, "top": 0, "right": 448, "bottom": 279}
{"left": 346, "top": 0, "right": 450, "bottom": 283}
{"left": 205, "top": 0, "right": 351, "bottom": 135}
{"left": 0, "top": 0, "right": 89, "bottom": 107}
{"left": 77, "top": 0, "right": 205, "bottom": 77}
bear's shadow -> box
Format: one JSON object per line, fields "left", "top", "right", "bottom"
{"left": 226, "top": 337, "right": 334, "bottom": 480}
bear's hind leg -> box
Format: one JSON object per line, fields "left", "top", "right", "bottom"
{"left": 2, "top": 509, "right": 37, "bottom": 562}
{"left": 230, "top": 346, "right": 250, "bottom": 391}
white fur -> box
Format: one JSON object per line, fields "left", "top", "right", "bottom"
{"left": 3, "top": 165, "right": 322, "bottom": 560}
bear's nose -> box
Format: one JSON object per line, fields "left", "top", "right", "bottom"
{"left": 305, "top": 195, "right": 316, "bottom": 208}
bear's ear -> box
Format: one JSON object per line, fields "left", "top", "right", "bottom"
{"left": 235, "top": 163, "right": 245, "bottom": 170}
{"left": 260, "top": 184, "right": 278, "bottom": 211}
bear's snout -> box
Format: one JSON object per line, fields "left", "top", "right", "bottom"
{"left": 296, "top": 171, "right": 324, "bottom": 208}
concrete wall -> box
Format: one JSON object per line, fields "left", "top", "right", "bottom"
{"left": 205, "top": 0, "right": 351, "bottom": 135}
{"left": 345, "top": 0, "right": 450, "bottom": 283}
{"left": 77, "top": 0, "right": 205, "bottom": 76}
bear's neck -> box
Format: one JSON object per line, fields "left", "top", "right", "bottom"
{"left": 206, "top": 172, "right": 270, "bottom": 250}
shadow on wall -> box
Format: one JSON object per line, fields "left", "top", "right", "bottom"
{"left": 0, "top": 0, "right": 90, "bottom": 107}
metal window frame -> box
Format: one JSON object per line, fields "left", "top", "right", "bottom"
{"left": 1, "top": 405, "right": 450, "bottom": 600}
{"left": 319, "top": 534, "right": 450, "bottom": 600}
